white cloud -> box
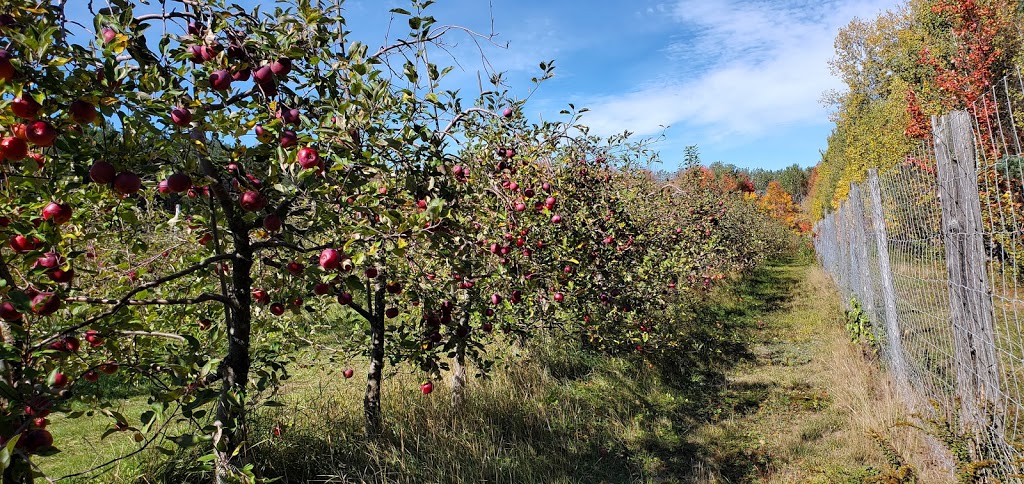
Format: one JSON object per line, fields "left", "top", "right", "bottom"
{"left": 579, "top": 0, "right": 898, "bottom": 143}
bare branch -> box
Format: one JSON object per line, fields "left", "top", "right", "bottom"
{"left": 118, "top": 330, "right": 188, "bottom": 342}
{"left": 134, "top": 12, "right": 196, "bottom": 22}
{"left": 437, "top": 107, "right": 502, "bottom": 142}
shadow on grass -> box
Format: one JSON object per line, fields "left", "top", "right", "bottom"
{"left": 137, "top": 260, "right": 807, "bottom": 484}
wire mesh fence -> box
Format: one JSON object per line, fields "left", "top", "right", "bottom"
{"left": 814, "top": 69, "right": 1024, "bottom": 478}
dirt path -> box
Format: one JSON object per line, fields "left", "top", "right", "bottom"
{"left": 685, "top": 261, "right": 952, "bottom": 483}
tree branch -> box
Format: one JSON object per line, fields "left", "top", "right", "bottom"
{"left": 64, "top": 293, "right": 233, "bottom": 308}
{"left": 436, "top": 107, "right": 501, "bottom": 142}
{"left": 33, "top": 253, "right": 237, "bottom": 351}
{"left": 117, "top": 330, "right": 187, "bottom": 342}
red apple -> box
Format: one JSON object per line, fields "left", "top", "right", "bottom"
{"left": 253, "top": 65, "right": 274, "bottom": 84}
{"left": 319, "top": 248, "right": 340, "bottom": 269}
{"left": 254, "top": 124, "right": 272, "bottom": 143}
{"left": 364, "top": 267, "right": 378, "bottom": 279}
{"left": 90, "top": 160, "right": 116, "bottom": 184}
{"left": 0, "top": 55, "right": 14, "bottom": 82}
{"left": 41, "top": 202, "right": 71, "bottom": 225}
{"left": 200, "top": 43, "right": 221, "bottom": 62}
{"left": 84, "top": 330, "right": 103, "bottom": 347}
{"left": 337, "top": 292, "right": 353, "bottom": 305}
{"left": 297, "top": 146, "right": 319, "bottom": 169}
{"left": 0, "top": 302, "right": 21, "bottom": 321}
{"left": 239, "top": 190, "right": 267, "bottom": 211}
{"left": 10, "top": 234, "right": 38, "bottom": 253}
{"left": 231, "top": 68, "right": 251, "bottom": 82}
{"left": 11, "top": 96, "right": 40, "bottom": 119}
{"left": 113, "top": 172, "right": 142, "bottom": 195}
{"left": 502, "top": 107, "right": 513, "bottom": 117}
{"left": 99, "top": 362, "right": 119, "bottom": 374}
{"left": 279, "top": 107, "right": 301, "bottom": 125}
{"left": 69, "top": 100, "right": 97, "bottom": 124}
{"left": 490, "top": 293, "right": 502, "bottom": 305}
{"left": 22, "top": 429, "right": 52, "bottom": 454}
{"left": 420, "top": 381, "right": 433, "bottom": 395}
{"left": 51, "top": 371, "right": 67, "bottom": 388}
{"left": 101, "top": 27, "right": 116, "bottom": 43}
{"left": 253, "top": 288, "right": 270, "bottom": 305}
{"left": 551, "top": 214, "right": 562, "bottom": 224}
{"left": 269, "top": 303, "right": 285, "bottom": 316}
{"left": 26, "top": 121, "right": 57, "bottom": 147}
{"left": 31, "top": 293, "right": 60, "bottom": 316}
{"left": 166, "top": 173, "right": 192, "bottom": 193}
{"left": 279, "top": 130, "right": 297, "bottom": 148}
{"left": 263, "top": 214, "right": 282, "bottom": 232}
{"left": 1, "top": 136, "right": 27, "bottom": 161}
{"left": 286, "top": 261, "right": 304, "bottom": 275}
{"left": 187, "top": 44, "right": 204, "bottom": 62}
{"left": 198, "top": 318, "right": 212, "bottom": 330}
{"left": 313, "top": 283, "right": 330, "bottom": 296}
{"left": 34, "top": 252, "right": 60, "bottom": 269}
{"left": 553, "top": 292, "right": 565, "bottom": 303}
{"left": 83, "top": 370, "right": 99, "bottom": 382}
{"left": 271, "top": 58, "right": 292, "bottom": 77}
{"left": 49, "top": 268, "right": 74, "bottom": 283}
{"left": 170, "top": 107, "right": 192, "bottom": 127}
{"left": 343, "top": 368, "right": 354, "bottom": 379}
{"left": 385, "top": 307, "right": 399, "bottom": 319}
{"left": 209, "top": 69, "right": 232, "bottom": 91}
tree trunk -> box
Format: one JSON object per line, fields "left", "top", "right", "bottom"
{"left": 364, "top": 287, "right": 386, "bottom": 435}
{"left": 450, "top": 345, "right": 466, "bottom": 408}
{"left": 214, "top": 242, "right": 253, "bottom": 483}
{"left": 2, "top": 457, "right": 31, "bottom": 484}
{"left": 450, "top": 312, "right": 470, "bottom": 408}
{"left": 196, "top": 136, "right": 254, "bottom": 483}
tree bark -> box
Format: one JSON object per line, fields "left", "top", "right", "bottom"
{"left": 2, "top": 457, "right": 32, "bottom": 484}
{"left": 364, "top": 286, "right": 386, "bottom": 435}
{"left": 214, "top": 241, "right": 253, "bottom": 483}
{"left": 197, "top": 129, "right": 254, "bottom": 483}
{"left": 450, "top": 312, "right": 470, "bottom": 409}
{"left": 450, "top": 346, "right": 466, "bottom": 409}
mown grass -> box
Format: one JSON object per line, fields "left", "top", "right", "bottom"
{"left": 36, "top": 257, "right": 954, "bottom": 482}
{"left": 685, "top": 262, "right": 955, "bottom": 483}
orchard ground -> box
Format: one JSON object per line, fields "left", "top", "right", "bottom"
{"left": 36, "top": 257, "right": 954, "bottom": 482}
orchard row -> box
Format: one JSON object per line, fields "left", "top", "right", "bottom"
{"left": 0, "top": 2, "right": 795, "bottom": 482}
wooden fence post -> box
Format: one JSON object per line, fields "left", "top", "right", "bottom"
{"left": 868, "top": 169, "right": 910, "bottom": 394}
{"left": 932, "top": 111, "right": 1003, "bottom": 436}
{"left": 848, "top": 182, "right": 876, "bottom": 318}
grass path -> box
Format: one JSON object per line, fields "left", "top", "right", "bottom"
{"left": 35, "top": 259, "right": 959, "bottom": 482}
{"left": 686, "top": 260, "right": 953, "bottom": 483}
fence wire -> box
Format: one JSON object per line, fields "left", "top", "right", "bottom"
{"left": 815, "top": 69, "right": 1024, "bottom": 479}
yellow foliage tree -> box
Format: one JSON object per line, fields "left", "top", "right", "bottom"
{"left": 759, "top": 181, "right": 802, "bottom": 230}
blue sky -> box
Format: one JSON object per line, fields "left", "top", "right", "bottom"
{"left": 70, "top": 0, "right": 901, "bottom": 171}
